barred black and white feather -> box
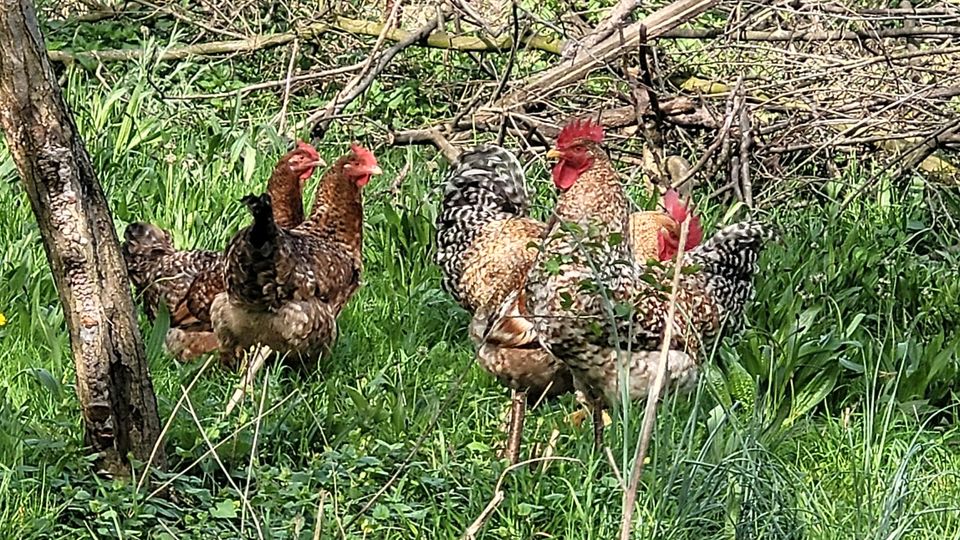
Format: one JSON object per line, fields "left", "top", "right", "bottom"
{"left": 686, "top": 220, "right": 770, "bottom": 327}
{"left": 435, "top": 145, "right": 529, "bottom": 304}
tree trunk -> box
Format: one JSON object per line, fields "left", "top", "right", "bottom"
{"left": 0, "top": 0, "right": 164, "bottom": 474}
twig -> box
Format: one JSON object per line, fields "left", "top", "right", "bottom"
{"left": 461, "top": 457, "right": 580, "bottom": 539}
{"left": 276, "top": 39, "right": 299, "bottom": 136}
{"left": 388, "top": 160, "right": 412, "bottom": 197}
{"left": 307, "top": 15, "right": 441, "bottom": 136}
{"left": 170, "top": 64, "right": 362, "bottom": 100}
{"left": 135, "top": 355, "right": 216, "bottom": 495}
{"left": 240, "top": 367, "right": 270, "bottom": 535}
{"left": 563, "top": 0, "right": 641, "bottom": 59}
{"left": 146, "top": 390, "right": 299, "bottom": 500}
{"left": 605, "top": 446, "right": 626, "bottom": 490}
{"left": 183, "top": 393, "right": 265, "bottom": 540}
{"left": 618, "top": 204, "right": 693, "bottom": 540}
{"left": 489, "top": 2, "right": 521, "bottom": 104}
{"left": 672, "top": 76, "right": 743, "bottom": 191}
{"left": 131, "top": 0, "right": 245, "bottom": 39}
{"left": 738, "top": 93, "right": 753, "bottom": 208}
{"left": 312, "top": 490, "right": 329, "bottom": 540}
{"left": 389, "top": 127, "right": 462, "bottom": 162}
{"left": 225, "top": 345, "right": 272, "bottom": 416}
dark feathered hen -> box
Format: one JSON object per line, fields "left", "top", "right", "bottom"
{"left": 122, "top": 142, "right": 324, "bottom": 360}
{"left": 122, "top": 224, "right": 221, "bottom": 322}
{"left": 211, "top": 144, "right": 381, "bottom": 368}
{"left": 525, "top": 119, "right": 768, "bottom": 414}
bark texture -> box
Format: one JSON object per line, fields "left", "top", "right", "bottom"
{"left": 0, "top": 0, "right": 163, "bottom": 473}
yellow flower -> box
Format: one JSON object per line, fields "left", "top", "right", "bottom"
{"left": 0, "top": 312, "right": 6, "bottom": 326}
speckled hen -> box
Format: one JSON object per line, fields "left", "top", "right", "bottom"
{"left": 525, "top": 118, "right": 767, "bottom": 440}
{"left": 435, "top": 142, "right": 701, "bottom": 462}
{"left": 211, "top": 144, "right": 381, "bottom": 369}
{"left": 122, "top": 142, "right": 324, "bottom": 360}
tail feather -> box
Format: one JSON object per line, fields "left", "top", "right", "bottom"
{"left": 435, "top": 146, "right": 529, "bottom": 299}
{"left": 686, "top": 220, "right": 770, "bottom": 322}
{"left": 241, "top": 193, "right": 277, "bottom": 249}
{"left": 225, "top": 193, "right": 280, "bottom": 308}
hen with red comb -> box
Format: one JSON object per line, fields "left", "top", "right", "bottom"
{"left": 122, "top": 142, "right": 323, "bottom": 361}
{"left": 526, "top": 116, "right": 769, "bottom": 447}
{"left": 213, "top": 143, "right": 381, "bottom": 369}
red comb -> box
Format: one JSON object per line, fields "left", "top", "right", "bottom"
{"left": 294, "top": 141, "right": 319, "bottom": 159}
{"left": 556, "top": 118, "right": 604, "bottom": 149}
{"left": 662, "top": 189, "right": 703, "bottom": 248}
{"left": 350, "top": 143, "right": 377, "bottom": 166}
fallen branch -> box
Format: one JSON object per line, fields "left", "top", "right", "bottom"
{"left": 390, "top": 127, "right": 462, "bottom": 162}
{"left": 48, "top": 23, "right": 327, "bottom": 64}
{"left": 390, "top": 94, "right": 716, "bottom": 164}
{"left": 841, "top": 119, "right": 960, "bottom": 210}
{"left": 658, "top": 25, "right": 960, "bottom": 41}
{"left": 338, "top": 17, "right": 562, "bottom": 54}
{"left": 883, "top": 121, "right": 960, "bottom": 183}
{"left": 48, "top": 16, "right": 562, "bottom": 66}
{"left": 494, "top": 0, "right": 719, "bottom": 109}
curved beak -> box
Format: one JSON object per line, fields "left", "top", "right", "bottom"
{"left": 310, "top": 158, "right": 327, "bottom": 168}
{"left": 546, "top": 148, "right": 563, "bottom": 160}
{"left": 369, "top": 164, "right": 384, "bottom": 175}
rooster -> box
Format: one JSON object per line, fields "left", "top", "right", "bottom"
{"left": 436, "top": 142, "right": 701, "bottom": 463}
{"left": 211, "top": 144, "right": 382, "bottom": 369}
{"left": 525, "top": 119, "right": 767, "bottom": 444}
{"left": 122, "top": 142, "right": 324, "bottom": 360}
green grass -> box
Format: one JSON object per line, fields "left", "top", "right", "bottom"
{"left": 1, "top": 29, "right": 960, "bottom": 540}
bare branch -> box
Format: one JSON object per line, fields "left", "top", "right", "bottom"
{"left": 390, "top": 127, "right": 463, "bottom": 162}
{"left": 306, "top": 15, "right": 442, "bottom": 136}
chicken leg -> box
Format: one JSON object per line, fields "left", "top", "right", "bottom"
{"left": 592, "top": 398, "right": 605, "bottom": 451}
{"left": 503, "top": 389, "right": 527, "bottom": 464}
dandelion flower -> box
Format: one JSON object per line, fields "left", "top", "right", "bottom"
{"left": 0, "top": 312, "right": 6, "bottom": 326}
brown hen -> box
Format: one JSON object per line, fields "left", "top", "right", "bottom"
{"left": 211, "top": 144, "right": 381, "bottom": 369}
{"left": 122, "top": 142, "right": 324, "bottom": 360}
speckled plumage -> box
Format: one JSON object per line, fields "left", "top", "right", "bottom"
{"left": 212, "top": 148, "right": 372, "bottom": 369}
{"left": 526, "top": 139, "right": 768, "bottom": 406}
{"left": 436, "top": 145, "right": 694, "bottom": 402}
{"left": 435, "top": 145, "right": 574, "bottom": 401}
{"left": 122, "top": 144, "right": 320, "bottom": 361}
{"left": 122, "top": 222, "right": 221, "bottom": 324}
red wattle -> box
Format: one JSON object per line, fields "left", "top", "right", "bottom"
{"left": 552, "top": 163, "right": 579, "bottom": 191}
